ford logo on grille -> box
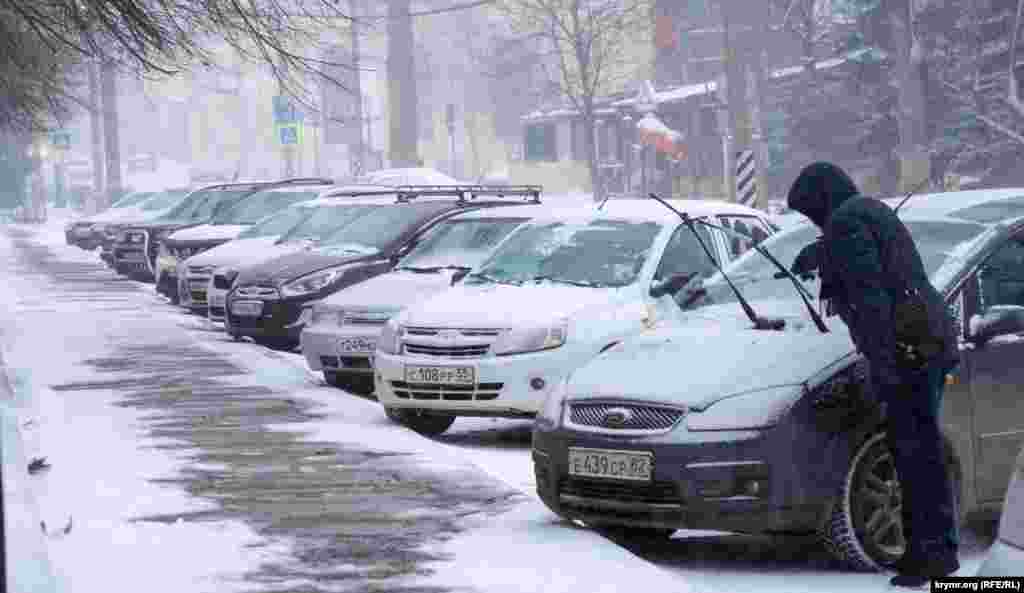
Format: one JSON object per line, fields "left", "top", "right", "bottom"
{"left": 602, "top": 407, "right": 633, "bottom": 427}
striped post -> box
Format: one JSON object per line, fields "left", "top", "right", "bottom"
{"left": 735, "top": 149, "right": 757, "bottom": 207}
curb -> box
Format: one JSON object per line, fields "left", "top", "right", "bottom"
{"left": 0, "top": 351, "right": 60, "bottom": 593}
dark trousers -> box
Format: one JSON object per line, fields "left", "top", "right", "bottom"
{"left": 879, "top": 361, "right": 960, "bottom": 556}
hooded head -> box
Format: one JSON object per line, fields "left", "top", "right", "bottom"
{"left": 786, "top": 162, "right": 860, "bottom": 227}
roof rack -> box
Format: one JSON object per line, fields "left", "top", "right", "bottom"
{"left": 270, "top": 177, "right": 335, "bottom": 186}
{"left": 393, "top": 184, "right": 543, "bottom": 204}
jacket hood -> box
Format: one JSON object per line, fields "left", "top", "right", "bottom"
{"left": 787, "top": 162, "right": 860, "bottom": 227}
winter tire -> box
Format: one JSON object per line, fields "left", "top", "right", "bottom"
{"left": 384, "top": 408, "right": 455, "bottom": 436}
{"left": 821, "top": 432, "right": 961, "bottom": 572}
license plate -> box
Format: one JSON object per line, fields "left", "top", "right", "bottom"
{"left": 337, "top": 337, "right": 377, "bottom": 354}
{"left": 404, "top": 365, "right": 475, "bottom": 385}
{"left": 568, "top": 448, "right": 653, "bottom": 482}
{"left": 209, "top": 293, "right": 225, "bottom": 306}
{"left": 231, "top": 300, "right": 263, "bottom": 316}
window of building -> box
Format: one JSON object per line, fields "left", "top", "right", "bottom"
{"left": 524, "top": 123, "right": 558, "bottom": 162}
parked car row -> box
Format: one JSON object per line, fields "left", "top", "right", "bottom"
{"left": 65, "top": 180, "right": 1024, "bottom": 575}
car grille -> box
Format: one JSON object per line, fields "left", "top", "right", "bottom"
{"left": 404, "top": 344, "right": 490, "bottom": 357}
{"left": 568, "top": 403, "right": 685, "bottom": 431}
{"left": 402, "top": 327, "right": 502, "bottom": 359}
{"left": 320, "top": 356, "right": 373, "bottom": 370}
{"left": 389, "top": 380, "right": 503, "bottom": 401}
{"left": 235, "top": 285, "right": 279, "bottom": 299}
{"left": 188, "top": 265, "right": 214, "bottom": 275}
{"left": 560, "top": 477, "right": 680, "bottom": 505}
{"left": 190, "top": 290, "right": 208, "bottom": 305}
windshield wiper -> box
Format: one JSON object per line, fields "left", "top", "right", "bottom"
{"left": 650, "top": 193, "right": 828, "bottom": 334}
{"left": 398, "top": 265, "right": 472, "bottom": 274}
{"left": 648, "top": 194, "right": 787, "bottom": 332}
{"left": 529, "top": 275, "right": 603, "bottom": 288}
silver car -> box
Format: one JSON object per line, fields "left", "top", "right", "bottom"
{"left": 976, "top": 445, "right": 1024, "bottom": 576}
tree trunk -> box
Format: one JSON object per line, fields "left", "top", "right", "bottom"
{"left": 582, "top": 99, "right": 601, "bottom": 201}
{"left": 101, "top": 60, "right": 122, "bottom": 208}
{"left": 892, "top": 0, "right": 930, "bottom": 193}
{"left": 387, "top": 0, "right": 419, "bottom": 167}
{"left": 88, "top": 61, "right": 105, "bottom": 209}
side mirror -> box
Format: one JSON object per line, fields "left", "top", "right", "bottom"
{"left": 650, "top": 272, "right": 694, "bottom": 299}
{"left": 969, "top": 305, "right": 1024, "bottom": 344}
{"left": 451, "top": 269, "right": 471, "bottom": 285}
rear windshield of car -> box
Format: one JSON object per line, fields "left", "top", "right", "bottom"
{"left": 211, "top": 188, "right": 323, "bottom": 225}
{"left": 317, "top": 202, "right": 455, "bottom": 254}
{"left": 468, "top": 218, "right": 663, "bottom": 288}
{"left": 237, "top": 206, "right": 313, "bottom": 239}
{"left": 275, "top": 203, "right": 382, "bottom": 243}
{"left": 139, "top": 189, "right": 189, "bottom": 211}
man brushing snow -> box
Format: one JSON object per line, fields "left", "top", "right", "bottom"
{"left": 787, "top": 162, "right": 960, "bottom": 588}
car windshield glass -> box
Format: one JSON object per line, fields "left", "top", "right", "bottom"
{"left": 317, "top": 202, "right": 454, "bottom": 254}
{"left": 687, "top": 220, "right": 988, "bottom": 309}
{"left": 156, "top": 189, "right": 215, "bottom": 220}
{"left": 237, "top": 206, "right": 312, "bottom": 239}
{"left": 111, "top": 192, "right": 155, "bottom": 208}
{"left": 211, "top": 188, "right": 321, "bottom": 224}
{"left": 397, "top": 218, "right": 526, "bottom": 271}
{"left": 277, "top": 204, "right": 383, "bottom": 242}
{"left": 139, "top": 189, "right": 189, "bottom": 211}
{"left": 467, "top": 218, "right": 663, "bottom": 288}
{"left": 188, "top": 189, "right": 257, "bottom": 222}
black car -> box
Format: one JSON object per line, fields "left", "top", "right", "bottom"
{"left": 225, "top": 185, "right": 542, "bottom": 349}
{"left": 64, "top": 191, "right": 156, "bottom": 249}
{"left": 97, "top": 188, "right": 192, "bottom": 266}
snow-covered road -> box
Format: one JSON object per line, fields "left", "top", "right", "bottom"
{"left": 0, "top": 211, "right": 998, "bottom": 593}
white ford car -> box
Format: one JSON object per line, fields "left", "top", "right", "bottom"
{"left": 301, "top": 203, "right": 561, "bottom": 394}
{"left": 373, "top": 198, "right": 777, "bottom": 435}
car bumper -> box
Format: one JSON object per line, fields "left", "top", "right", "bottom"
{"left": 374, "top": 346, "right": 588, "bottom": 417}
{"left": 977, "top": 540, "right": 1024, "bottom": 577}
{"left": 301, "top": 322, "right": 384, "bottom": 373}
{"left": 223, "top": 295, "right": 311, "bottom": 342}
{"left": 179, "top": 268, "right": 213, "bottom": 312}
{"left": 112, "top": 244, "right": 153, "bottom": 280}
{"left": 207, "top": 284, "right": 227, "bottom": 322}
{"left": 531, "top": 421, "right": 832, "bottom": 533}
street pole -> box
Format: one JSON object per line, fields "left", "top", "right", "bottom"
{"left": 88, "top": 61, "right": 105, "bottom": 209}
{"left": 351, "top": 0, "right": 366, "bottom": 177}
{"left": 719, "top": 0, "right": 752, "bottom": 204}
{"left": 101, "top": 60, "right": 122, "bottom": 209}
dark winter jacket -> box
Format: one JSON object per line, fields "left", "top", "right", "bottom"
{"left": 787, "top": 162, "right": 957, "bottom": 386}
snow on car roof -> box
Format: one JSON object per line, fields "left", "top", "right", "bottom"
{"left": 520, "top": 198, "right": 763, "bottom": 224}
{"left": 888, "top": 187, "right": 1024, "bottom": 219}
{"left": 290, "top": 195, "right": 399, "bottom": 208}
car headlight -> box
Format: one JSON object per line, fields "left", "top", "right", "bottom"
{"left": 536, "top": 378, "right": 569, "bottom": 429}
{"left": 684, "top": 386, "right": 802, "bottom": 431}
{"left": 311, "top": 304, "right": 344, "bottom": 325}
{"left": 280, "top": 265, "right": 352, "bottom": 298}
{"left": 378, "top": 319, "right": 402, "bottom": 355}
{"left": 492, "top": 319, "right": 568, "bottom": 356}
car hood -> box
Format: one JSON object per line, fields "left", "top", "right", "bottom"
{"left": 320, "top": 268, "right": 458, "bottom": 312}
{"left": 185, "top": 237, "right": 305, "bottom": 269}
{"left": 85, "top": 207, "right": 147, "bottom": 224}
{"left": 566, "top": 299, "right": 856, "bottom": 409}
{"left": 234, "top": 249, "right": 376, "bottom": 286}
{"left": 167, "top": 223, "right": 249, "bottom": 242}
{"left": 398, "top": 282, "right": 641, "bottom": 329}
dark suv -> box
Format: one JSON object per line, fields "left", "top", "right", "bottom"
{"left": 225, "top": 185, "right": 542, "bottom": 349}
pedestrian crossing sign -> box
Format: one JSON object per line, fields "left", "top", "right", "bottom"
{"left": 277, "top": 124, "right": 301, "bottom": 146}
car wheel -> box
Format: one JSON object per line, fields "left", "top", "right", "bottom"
{"left": 324, "top": 371, "right": 375, "bottom": 397}
{"left": 384, "top": 408, "right": 455, "bottom": 436}
{"left": 821, "top": 432, "right": 960, "bottom": 572}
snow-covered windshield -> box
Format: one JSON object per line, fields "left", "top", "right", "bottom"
{"left": 188, "top": 189, "right": 257, "bottom": 222}
{"left": 317, "top": 202, "right": 453, "bottom": 254}
{"left": 467, "top": 218, "right": 662, "bottom": 288}
{"left": 211, "top": 188, "right": 321, "bottom": 225}
{"left": 685, "top": 219, "right": 988, "bottom": 309}
{"left": 236, "top": 206, "right": 312, "bottom": 239}
{"left": 396, "top": 217, "right": 526, "bottom": 272}
{"left": 111, "top": 191, "right": 155, "bottom": 208}
{"left": 277, "top": 203, "right": 382, "bottom": 243}
{"left": 139, "top": 189, "right": 189, "bottom": 211}
{"left": 156, "top": 189, "right": 216, "bottom": 221}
